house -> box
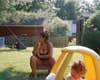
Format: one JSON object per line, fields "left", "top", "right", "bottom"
{"left": 65, "top": 20, "right": 76, "bottom": 42}
{"left": 66, "top": 20, "right": 76, "bottom": 37}
{"left": 0, "top": 25, "right": 43, "bottom": 48}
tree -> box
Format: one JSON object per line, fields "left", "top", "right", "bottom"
{"left": 77, "top": 0, "right": 94, "bottom": 16}
{"left": 0, "top": 0, "right": 9, "bottom": 10}
{"left": 14, "top": 2, "right": 32, "bottom": 12}
{"left": 14, "top": 1, "right": 49, "bottom": 12}
{"left": 93, "top": 0, "right": 100, "bottom": 5}
{"left": 30, "top": 0, "right": 41, "bottom": 12}
{"left": 95, "top": 3, "right": 100, "bottom": 10}
{"left": 0, "top": 0, "right": 16, "bottom": 24}
{"left": 81, "top": 11, "right": 100, "bottom": 55}
{"left": 0, "top": 0, "right": 9, "bottom": 24}
{"left": 64, "top": 1, "right": 77, "bottom": 20}
{"left": 57, "top": 0, "right": 77, "bottom": 20}
{"left": 55, "top": 0, "right": 65, "bottom": 8}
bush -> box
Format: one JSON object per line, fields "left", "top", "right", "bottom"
{"left": 81, "top": 11, "right": 100, "bottom": 55}
{"left": 48, "top": 17, "right": 69, "bottom": 37}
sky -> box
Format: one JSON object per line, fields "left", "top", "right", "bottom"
{"left": 85, "top": 0, "right": 93, "bottom": 4}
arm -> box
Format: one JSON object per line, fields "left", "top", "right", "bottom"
{"left": 32, "top": 42, "right": 38, "bottom": 56}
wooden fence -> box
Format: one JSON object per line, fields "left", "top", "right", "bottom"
{"left": 50, "top": 36, "right": 68, "bottom": 47}
{"left": 5, "top": 36, "right": 68, "bottom": 48}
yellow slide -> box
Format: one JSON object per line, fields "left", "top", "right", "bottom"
{"left": 46, "top": 46, "right": 100, "bottom": 80}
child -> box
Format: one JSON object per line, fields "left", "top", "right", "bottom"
{"left": 66, "top": 61, "right": 87, "bottom": 80}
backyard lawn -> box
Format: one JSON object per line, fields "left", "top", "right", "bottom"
{"left": 0, "top": 47, "right": 82, "bottom": 80}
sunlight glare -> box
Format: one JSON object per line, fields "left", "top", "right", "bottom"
{"left": 85, "top": 0, "right": 93, "bottom": 4}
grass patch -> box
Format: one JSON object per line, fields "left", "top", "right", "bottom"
{"left": 0, "top": 47, "right": 83, "bottom": 80}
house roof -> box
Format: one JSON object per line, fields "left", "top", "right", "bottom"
{"left": 0, "top": 25, "right": 43, "bottom": 27}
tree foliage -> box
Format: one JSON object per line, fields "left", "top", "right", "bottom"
{"left": 64, "top": 1, "right": 77, "bottom": 20}
{"left": 15, "top": 2, "right": 32, "bottom": 12}
{"left": 14, "top": 0, "right": 52, "bottom": 12}
{"left": 95, "top": 2, "right": 100, "bottom": 10}
{"left": 57, "top": 0, "right": 77, "bottom": 20}
{"left": 81, "top": 11, "right": 100, "bottom": 55}
{"left": 31, "top": 0, "right": 41, "bottom": 12}
{"left": 0, "top": 0, "right": 16, "bottom": 24}
{"left": 78, "top": 0, "right": 94, "bottom": 13}
{"left": 0, "top": 0, "right": 51, "bottom": 25}
{"left": 55, "top": 0, "right": 65, "bottom": 8}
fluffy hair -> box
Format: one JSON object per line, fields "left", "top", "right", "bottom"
{"left": 71, "top": 61, "right": 87, "bottom": 75}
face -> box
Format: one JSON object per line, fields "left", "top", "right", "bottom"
{"left": 71, "top": 68, "right": 83, "bottom": 79}
{"left": 39, "top": 36, "right": 45, "bottom": 43}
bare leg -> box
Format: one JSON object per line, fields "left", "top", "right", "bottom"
{"left": 48, "top": 57, "right": 55, "bottom": 73}
{"left": 30, "top": 56, "right": 37, "bottom": 78}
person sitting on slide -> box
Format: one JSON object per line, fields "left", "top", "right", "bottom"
{"left": 66, "top": 61, "right": 87, "bottom": 80}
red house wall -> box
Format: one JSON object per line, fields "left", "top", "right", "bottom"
{"left": 0, "top": 25, "right": 43, "bottom": 36}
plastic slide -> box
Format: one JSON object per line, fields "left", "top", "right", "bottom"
{"left": 46, "top": 46, "right": 100, "bottom": 80}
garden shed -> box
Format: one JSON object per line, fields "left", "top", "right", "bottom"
{"left": 0, "top": 25, "right": 43, "bottom": 47}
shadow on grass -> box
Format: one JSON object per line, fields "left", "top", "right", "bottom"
{"left": 0, "top": 67, "right": 47, "bottom": 80}
{"left": 0, "top": 49, "right": 18, "bottom": 52}
{"left": 0, "top": 49, "right": 31, "bottom": 53}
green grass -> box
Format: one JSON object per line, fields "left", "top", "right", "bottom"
{"left": 0, "top": 47, "right": 83, "bottom": 80}
{"left": 0, "top": 47, "right": 62, "bottom": 80}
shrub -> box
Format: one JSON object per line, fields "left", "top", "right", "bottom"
{"left": 48, "top": 17, "right": 69, "bottom": 37}
{"left": 81, "top": 11, "right": 100, "bottom": 55}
